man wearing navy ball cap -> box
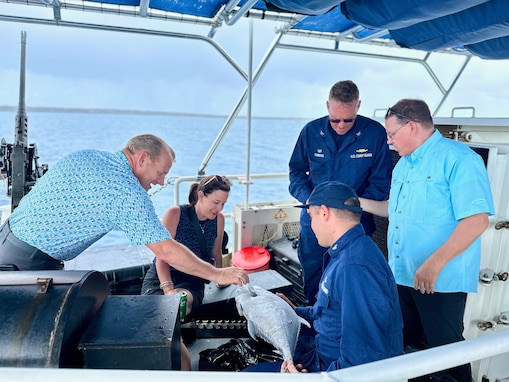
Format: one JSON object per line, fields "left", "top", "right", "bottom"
{"left": 248, "top": 181, "right": 402, "bottom": 373}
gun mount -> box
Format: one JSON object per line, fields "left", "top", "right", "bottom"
{"left": 0, "top": 31, "right": 48, "bottom": 212}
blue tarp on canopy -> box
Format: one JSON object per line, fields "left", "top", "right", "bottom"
{"left": 268, "top": 0, "right": 337, "bottom": 15}
{"left": 467, "top": 36, "right": 509, "bottom": 59}
{"left": 149, "top": 0, "right": 268, "bottom": 17}
{"left": 18, "top": 0, "right": 509, "bottom": 59}
{"left": 338, "top": 0, "right": 509, "bottom": 59}
{"left": 340, "top": 0, "right": 489, "bottom": 30}
{"left": 387, "top": 0, "right": 509, "bottom": 52}
{"left": 282, "top": 0, "right": 509, "bottom": 59}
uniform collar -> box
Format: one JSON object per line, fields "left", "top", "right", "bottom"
{"left": 328, "top": 224, "right": 365, "bottom": 259}
{"left": 320, "top": 117, "right": 360, "bottom": 151}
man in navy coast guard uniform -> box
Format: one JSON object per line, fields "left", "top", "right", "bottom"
{"left": 289, "top": 80, "right": 393, "bottom": 304}
{"left": 243, "top": 181, "right": 402, "bottom": 373}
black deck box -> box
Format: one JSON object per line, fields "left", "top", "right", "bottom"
{"left": 79, "top": 294, "right": 181, "bottom": 370}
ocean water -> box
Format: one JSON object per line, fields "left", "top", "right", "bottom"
{"left": 0, "top": 110, "right": 305, "bottom": 247}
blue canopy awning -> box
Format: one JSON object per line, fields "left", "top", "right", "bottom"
{"left": 341, "top": 0, "right": 509, "bottom": 59}
{"left": 2, "top": 0, "right": 509, "bottom": 59}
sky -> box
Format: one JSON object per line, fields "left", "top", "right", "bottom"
{"left": 1, "top": 3, "right": 509, "bottom": 120}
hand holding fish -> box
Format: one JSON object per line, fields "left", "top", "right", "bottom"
{"left": 275, "top": 292, "right": 296, "bottom": 310}
{"left": 281, "top": 361, "right": 307, "bottom": 373}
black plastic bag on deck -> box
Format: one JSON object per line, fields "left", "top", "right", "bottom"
{"left": 198, "top": 338, "right": 258, "bottom": 371}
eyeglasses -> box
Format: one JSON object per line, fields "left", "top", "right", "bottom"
{"left": 385, "top": 107, "right": 420, "bottom": 122}
{"left": 329, "top": 118, "right": 355, "bottom": 124}
{"left": 386, "top": 121, "right": 410, "bottom": 140}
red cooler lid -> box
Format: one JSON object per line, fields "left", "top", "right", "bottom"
{"left": 232, "top": 246, "right": 270, "bottom": 270}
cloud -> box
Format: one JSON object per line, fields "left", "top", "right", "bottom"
{"left": 1, "top": 7, "right": 508, "bottom": 119}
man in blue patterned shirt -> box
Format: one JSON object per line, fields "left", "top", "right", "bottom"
{"left": 0, "top": 134, "right": 248, "bottom": 287}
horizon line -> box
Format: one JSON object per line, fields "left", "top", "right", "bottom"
{"left": 0, "top": 105, "right": 308, "bottom": 120}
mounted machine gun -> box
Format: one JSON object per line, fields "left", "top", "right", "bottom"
{"left": 0, "top": 31, "right": 47, "bottom": 212}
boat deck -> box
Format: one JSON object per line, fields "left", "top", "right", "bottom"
{"left": 65, "top": 243, "right": 295, "bottom": 371}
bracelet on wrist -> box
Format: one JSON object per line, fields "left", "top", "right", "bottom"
{"left": 160, "top": 281, "right": 174, "bottom": 290}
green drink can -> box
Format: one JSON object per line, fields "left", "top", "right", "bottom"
{"left": 179, "top": 291, "right": 188, "bottom": 322}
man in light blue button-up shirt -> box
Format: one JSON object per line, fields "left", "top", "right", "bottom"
{"left": 360, "top": 99, "right": 495, "bottom": 382}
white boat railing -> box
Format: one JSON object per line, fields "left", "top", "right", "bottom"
{"left": 172, "top": 172, "right": 289, "bottom": 208}
{"left": 3, "top": 329, "right": 509, "bottom": 381}
{"left": 329, "top": 329, "right": 509, "bottom": 382}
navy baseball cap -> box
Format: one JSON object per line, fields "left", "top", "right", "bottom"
{"left": 296, "top": 181, "right": 363, "bottom": 213}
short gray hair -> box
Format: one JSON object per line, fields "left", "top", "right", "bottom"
{"left": 124, "top": 134, "right": 175, "bottom": 162}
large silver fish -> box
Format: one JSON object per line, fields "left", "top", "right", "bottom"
{"left": 235, "top": 284, "right": 310, "bottom": 366}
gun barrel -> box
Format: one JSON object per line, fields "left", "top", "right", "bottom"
{"left": 15, "top": 30, "right": 27, "bottom": 147}
{"left": 11, "top": 31, "right": 28, "bottom": 210}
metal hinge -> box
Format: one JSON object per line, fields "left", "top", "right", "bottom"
{"left": 37, "top": 277, "right": 53, "bottom": 294}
